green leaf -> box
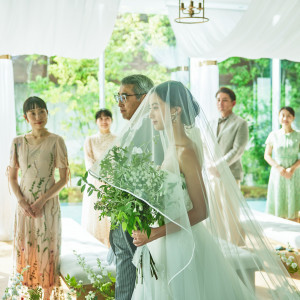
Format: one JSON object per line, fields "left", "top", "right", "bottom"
{"left": 77, "top": 179, "right": 82, "bottom": 186}
{"left": 136, "top": 217, "right": 142, "bottom": 229}
{"left": 81, "top": 185, "right": 86, "bottom": 193}
{"left": 122, "top": 222, "right": 127, "bottom": 232}
{"left": 83, "top": 171, "right": 88, "bottom": 180}
{"left": 146, "top": 227, "right": 151, "bottom": 239}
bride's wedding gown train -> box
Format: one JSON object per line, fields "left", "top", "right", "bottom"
{"left": 132, "top": 170, "right": 255, "bottom": 300}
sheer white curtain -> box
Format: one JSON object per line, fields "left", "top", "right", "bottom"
{"left": 167, "top": 0, "right": 300, "bottom": 62}
{"left": 0, "top": 58, "right": 16, "bottom": 241}
{"left": 146, "top": 45, "right": 189, "bottom": 85}
{"left": 190, "top": 59, "right": 219, "bottom": 122}
{"left": 0, "top": 0, "right": 120, "bottom": 58}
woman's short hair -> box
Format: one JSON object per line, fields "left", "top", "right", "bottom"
{"left": 279, "top": 106, "right": 295, "bottom": 117}
{"left": 215, "top": 87, "right": 236, "bottom": 101}
{"left": 95, "top": 109, "right": 113, "bottom": 120}
{"left": 23, "top": 96, "right": 48, "bottom": 115}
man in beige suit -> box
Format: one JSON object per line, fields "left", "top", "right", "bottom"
{"left": 210, "top": 87, "right": 248, "bottom": 245}
{"left": 211, "top": 87, "right": 249, "bottom": 184}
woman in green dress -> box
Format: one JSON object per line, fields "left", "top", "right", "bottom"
{"left": 8, "top": 96, "right": 69, "bottom": 299}
{"left": 264, "top": 106, "right": 300, "bottom": 221}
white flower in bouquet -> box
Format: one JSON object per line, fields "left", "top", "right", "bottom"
{"left": 132, "top": 147, "right": 143, "bottom": 154}
{"left": 102, "top": 269, "right": 108, "bottom": 276}
{"left": 88, "top": 275, "right": 95, "bottom": 283}
{"left": 291, "top": 262, "right": 298, "bottom": 269}
{"left": 86, "top": 291, "right": 96, "bottom": 300}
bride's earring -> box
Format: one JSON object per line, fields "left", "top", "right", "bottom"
{"left": 171, "top": 110, "right": 178, "bottom": 123}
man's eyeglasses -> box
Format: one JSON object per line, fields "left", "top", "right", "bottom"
{"left": 114, "top": 94, "right": 145, "bottom": 103}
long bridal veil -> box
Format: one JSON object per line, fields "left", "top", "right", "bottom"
{"left": 90, "top": 81, "right": 299, "bottom": 299}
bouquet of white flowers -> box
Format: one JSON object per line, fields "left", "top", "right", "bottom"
{"left": 79, "top": 145, "right": 174, "bottom": 281}
{"left": 78, "top": 145, "right": 169, "bottom": 237}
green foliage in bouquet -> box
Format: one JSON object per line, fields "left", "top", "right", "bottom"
{"left": 78, "top": 145, "right": 166, "bottom": 237}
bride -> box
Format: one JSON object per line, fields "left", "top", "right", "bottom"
{"left": 92, "top": 81, "right": 299, "bottom": 299}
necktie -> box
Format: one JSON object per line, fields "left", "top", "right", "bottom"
{"left": 218, "top": 117, "right": 228, "bottom": 124}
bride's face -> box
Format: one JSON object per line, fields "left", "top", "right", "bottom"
{"left": 149, "top": 94, "right": 166, "bottom": 131}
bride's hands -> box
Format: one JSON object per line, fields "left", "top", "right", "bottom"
{"left": 132, "top": 229, "right": 155, "bottom": 247}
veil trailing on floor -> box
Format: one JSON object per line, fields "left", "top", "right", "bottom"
{"left": 90, "top": 81, "right": 299, "bottom": 299}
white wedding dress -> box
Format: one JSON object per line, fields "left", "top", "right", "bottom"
{"left": 91, "top": 80, "right": 299, "bottom": 300}
{"left": 132, "top": 154, "right": 256, "bottom": 300}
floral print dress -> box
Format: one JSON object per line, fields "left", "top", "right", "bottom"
{"left": 266, "top": 130, "right": 300, "bottom": 219}
{"left": 9, "top": 133, "right": 68, "bottom": 289}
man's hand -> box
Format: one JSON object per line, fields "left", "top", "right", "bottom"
{"left": 208, "top": 165, "right": 220, "bottom": 178}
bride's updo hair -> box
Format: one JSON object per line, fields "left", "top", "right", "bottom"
{"left": 154, "top": 81, "right": 200, "bottom": 126}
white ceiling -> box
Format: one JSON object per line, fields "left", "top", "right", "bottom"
{"left": 119, "top": 0, "right": 250, "bottom": 14}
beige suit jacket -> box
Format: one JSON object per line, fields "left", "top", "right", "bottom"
{"left": 211, "top": 113, "right": 249, "bottom": 180}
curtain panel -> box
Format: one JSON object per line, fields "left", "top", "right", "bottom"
{"left": 168, "top": 0, "right": 300, "bottom": 62}
{"left": 0, "top": 58, "right": 16, "bottom": 241}
{"left": 0, "top": 0, "right": 120, "bottom": 58}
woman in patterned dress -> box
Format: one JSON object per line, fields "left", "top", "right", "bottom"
{"left": 264, "top": 106, "right": 300, "bottom": 221}
{"left": 81, "top": 109, "right": 116, "bottom": 246}
{"left": 8, "top": 96, "right": 69, "bottom": 299}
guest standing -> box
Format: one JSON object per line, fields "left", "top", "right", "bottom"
{"left": 209, "top": 87, "right": 249, "bottom": 245}
{"left": 264, "top": 106, "right": 300, "bottom": 221}
{"left": 211, "top": 87, "right": 249, "bottom": 183}
{"left": 8, "top": 96, "right": 69, "bottom": 300}
{"left": 81, "top": 109, "right": 116, "bottom": 245}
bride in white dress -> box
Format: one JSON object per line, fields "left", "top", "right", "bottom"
{"left": 131, "top": 82, "right": 256, "bottom": 299}
{"left": 91, "top": 81, "right": 299, "bottom": 299}
{"left": 129, "top": 81, "right": 298, "bottom": 299}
